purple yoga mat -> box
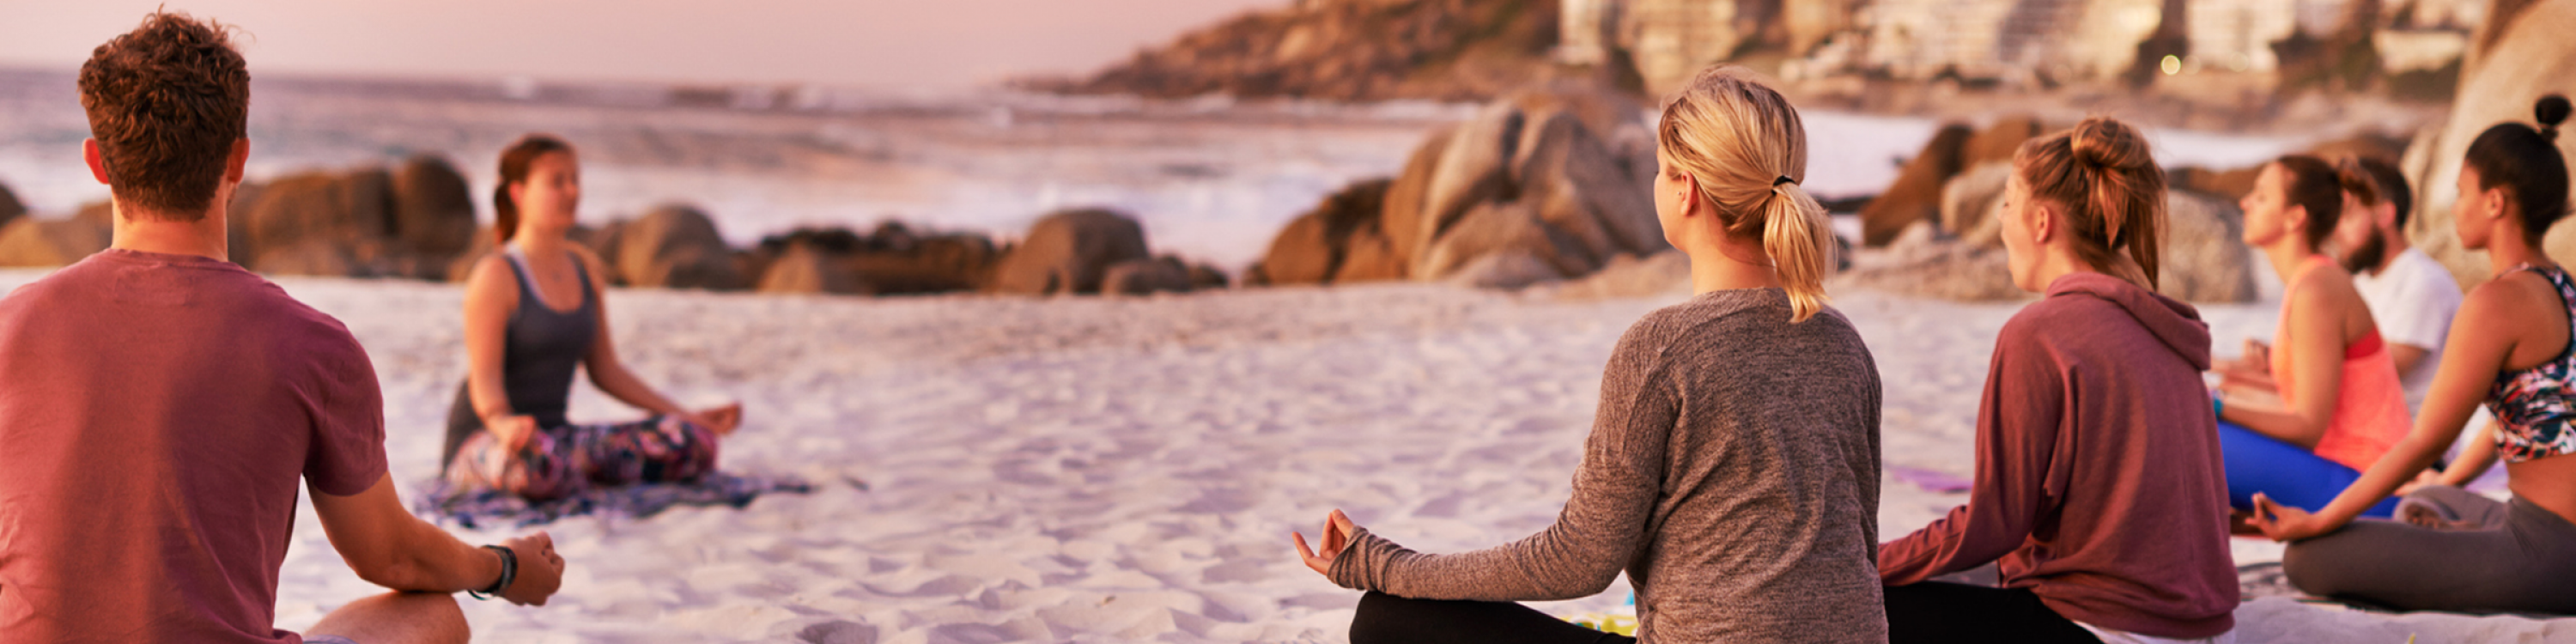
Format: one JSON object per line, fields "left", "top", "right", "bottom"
{"left": 1888, "top": 465, "right": 1975, "bottom": 494}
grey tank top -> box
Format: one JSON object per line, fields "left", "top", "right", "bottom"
{"left": 441, "top": 246, "right": 598, "bottom": 468}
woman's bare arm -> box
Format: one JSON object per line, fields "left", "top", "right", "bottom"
{"left": 460, "top": 254, "right": 534, "bottom": 448}
{"left": 2257, "top": 282, "right": 2525, "bottom": 539}
{"left": 2222, "top": 284, "right": 2345, "bottom": 449}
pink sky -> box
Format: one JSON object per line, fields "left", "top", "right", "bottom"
{"left": 0, "top": 0, "right": 1285, "bottom": 88}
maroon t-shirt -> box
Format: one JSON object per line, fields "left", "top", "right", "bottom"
{"left": 0, "top": 250, "right": 387, "bottom": 643}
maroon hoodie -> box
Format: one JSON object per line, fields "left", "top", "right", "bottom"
{"left": 1880, "top": 272, "right": 2239, "bottom": 638}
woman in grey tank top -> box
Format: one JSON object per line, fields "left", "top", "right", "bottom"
{"left": 443, "top": 135, "right": 744, "bottom": 501}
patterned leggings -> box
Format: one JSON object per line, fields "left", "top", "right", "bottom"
{"left": 447, "top": 416, "right": 720, "bottom": 501}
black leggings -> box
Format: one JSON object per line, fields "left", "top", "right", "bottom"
{"left": 1882, "top": 582, "right": 2104, "bottom": 644}
{"left": 1348, "top": 592, "right": 1634, "bottom": 644}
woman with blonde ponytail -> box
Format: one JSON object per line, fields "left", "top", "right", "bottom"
{"left": 1289, "top": 66, "right": 1887, "bottom": 643}
{"left": 1878, "top": 118, "right": 2239, "bottom": 643}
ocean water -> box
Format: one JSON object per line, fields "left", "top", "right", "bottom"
{"left": 0, "top": 68, "right": 2304, "bottom": 270}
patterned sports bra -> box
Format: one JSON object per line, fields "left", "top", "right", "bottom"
{"left": 2489, "top": 264, "right": 2576, "bottom": 463}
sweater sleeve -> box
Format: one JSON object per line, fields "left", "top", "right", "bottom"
{"left": 1879, "top": 325, "right": 2063, "bottom": 584}
{"left": 1329, "top": 319, "right": 1677, "bottom": 601}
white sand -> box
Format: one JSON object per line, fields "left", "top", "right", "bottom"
{"left": 0, "top": 267, "right": 2565, "bottom": 643}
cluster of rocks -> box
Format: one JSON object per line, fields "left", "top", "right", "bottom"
{"left": 1034, "top": 0, "right": 1565, "bottom": 102}
{"left": 0, "top": 160, "right": 1227, "bottom": 299}
{"left": 1249, "top": 82, "right": 1672, "bottom": 289}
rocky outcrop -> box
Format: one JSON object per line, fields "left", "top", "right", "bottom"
{"left": 230, "top": 155, "right": 480, "bottom": 279}
{"left": 1048, "top": 0, "right": 1559, "bottom": 102}
{"left": 2160, "top": 189, "right": 2258, "bottom": 303}
{"left": 845, "top": 232, "right": 1002, "bottom": 295}
{"left": 1938, "top": 161, "right": 2015, "bottom": 246}
{"left": 0, "top": 180, "right": 25, "bottom": 231}
{"left": 0, "top": 215, "right": 110, "bottom": 268}
{"left": 756, "top": 241, "right": 863, "bottom": 295}
{"left": 611, "top": 204, "right": 748, "bottom": 290}
{"left": 741, "top": 224, "right": 1007, "bottom": 295}
{"left": 2406, "top": 0, "right": 2576, "bottom": 287}
{"left": 1860, "top": 125, "right": 1970, "bottom": 246}
{"left": 1258, "top": 179, "right": 1390, "bottom": 286}
{"left": 388, "top": 156, "right": 481, "bottom": 264}
{"left": 1255, "top": 82, "right": 1666, "bottom": 290}
{"left": 1858, "top": 118, "right": 2056, "bottom": 247}
{"left": 986, "top": 210, "right": 1152, "bottom": 295}
{"left": 1101, "top": 257, "right": 1197, "bottom": 295}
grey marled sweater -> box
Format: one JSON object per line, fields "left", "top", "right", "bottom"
{"left": 1330, "top": 288, "right": 1888, "bottom": 642}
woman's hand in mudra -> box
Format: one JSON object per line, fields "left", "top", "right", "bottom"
{"left": 1292, "top": 508, "right": 1359, "bottom": 579}
{"left": 685, "top": 402, "right": 744, "bottom": 436}
{"left": 486, "top": 414, "right": 540, "bottom": 453}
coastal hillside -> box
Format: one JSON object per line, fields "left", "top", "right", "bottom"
{"left": 1032, "top": 0, "right": 1569, "bottom": 101}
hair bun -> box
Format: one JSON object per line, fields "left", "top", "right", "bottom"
{"left": 2538, "top": 94, "right": 2571, "bottom": 140}
{"left": 2069, "top": 117, "right": 2149, "bottom": 171}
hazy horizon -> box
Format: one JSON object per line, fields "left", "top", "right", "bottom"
{"left": 0, "top": 0, "right": 1286, "bottom": 89}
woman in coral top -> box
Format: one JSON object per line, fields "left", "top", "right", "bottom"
{"left": 2213, "top": 155, "right": 2411, "bottom": 517}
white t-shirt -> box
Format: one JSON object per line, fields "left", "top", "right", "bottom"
{"left": 2354, "top": 247, "right": 2465, "bottom": 413}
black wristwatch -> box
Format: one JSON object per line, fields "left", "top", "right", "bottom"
{"left": 468, "top": 544, "right": 517, "bottom": 600}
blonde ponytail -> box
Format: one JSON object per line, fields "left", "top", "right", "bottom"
{"left": 1762, "top": 181, "right": 1836, "bottom": 322}
{"left": 1658, "top": 65, "right": 1836, "bottom": 323}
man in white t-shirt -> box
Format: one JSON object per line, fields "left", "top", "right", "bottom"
{"left": 2331, "top": 156, "right": 2463, "bottom": 412}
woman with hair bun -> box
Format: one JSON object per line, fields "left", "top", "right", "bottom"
{"left": 2209, "top": 153, "right": 2414, "bottom": 519}
{"left": 1879, "top": 118, "right": 2239, "bottom": 643}
{"left": 1291, "top": 66, "right": 1887, "bottom": 643}
{"left": 2257, "top": 95, "right": 2576, "bottom": 616}
{"left": 441, "top": 134, "right": 745, "bottom": 501}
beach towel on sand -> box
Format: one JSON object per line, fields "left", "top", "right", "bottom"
{"left": 414, "top": 472, "right": 817, "bottom": 529}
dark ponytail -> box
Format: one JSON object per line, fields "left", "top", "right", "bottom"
{"left": 493, "top": 134, "right": 574, "bottom": 245}
{"left": 2463, "top": 95, "right": 2571, "bottom": 238}
{"left": 2014, "top": 117, "right": 2166, "bottom": 290}
{"left": 2273, "top": 155, "right": 2344, "bottom": 251}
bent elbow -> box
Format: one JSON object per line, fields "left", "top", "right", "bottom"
{"left": 349, "top": 555, "right": 436, "bottom": 592}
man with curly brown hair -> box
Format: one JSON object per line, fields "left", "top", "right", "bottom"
{"left": 0, "top": 12, "right": 563, "bottom": 644}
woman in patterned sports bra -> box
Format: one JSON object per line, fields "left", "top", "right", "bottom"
{"left": 442, "top": 135, "right": 746, "bottom": 501}
{"left": 2252, "top": 95, "right": 2576, "bottom": 615}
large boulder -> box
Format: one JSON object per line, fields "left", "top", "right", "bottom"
{"left": 847, "top": 233, "right": 1001, "bottom": 295}
{"left": 1332, "top": 225, "right": 1408, "bottom": 283}
{"left": 2160, "top": 190, "right": 2258, "bottom": 303}
{"left": 1268, "top": 82, "right": 1659, "bottom": 290}
{"left": 1377, "top": 126, "right": 1456, "bottom": 270}
{"left": 986, "top": 209, "right": 1151, "bottom": 295}
{"left": 0, "top": 216, "right": 111, "bottom": 268}
{"left": 1258, "top": 179, "right": 1388, "bottom": 286}
{"left": 612, "top": 204, "right": 747, "bottom": 290}
{"left": 756, "top": 241, "right": 862, "bottom": 295}
{"left": 240, "top": 168, "right": 394, "bottom": 276}
{"left": 1962, "top": 116, "right": 2044, "bottom": 167}
{"left": 0, "top": 180, "right": 25, "bottom": 230}
{"left": 1416, "top": 201, "right": 1589, "bottom": 284}
{"left": 1410, "top": 101, "right": 1526, "bottom": 270}
{"left": 1100, "top": 257, "right": 1195, "bottom": 295}
{"left": 2408, "top": 0, "right": 2576, "bottom": 287}
{"left": 1939, "top": 161, "right": 2015, "bottom": 246}
{"left": 1860, "top": 125, "right": 1973, "bottom": 246}
{"left": 387, "top": 155, "right": 480, "bottom": 270}
{"left": 1839, "top": 221, "right": 2025, "bottom": 301}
